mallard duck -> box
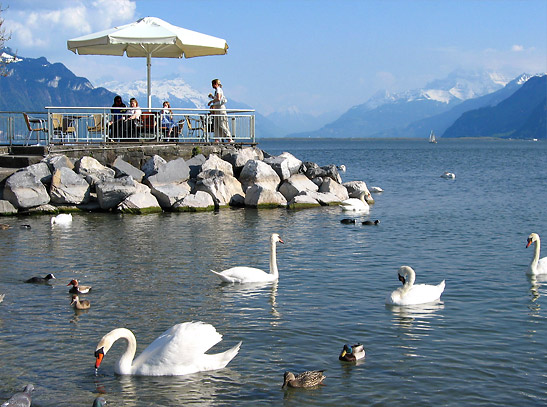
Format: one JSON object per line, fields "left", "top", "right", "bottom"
{"left": 0, "top": 223, "right": 11, "bottom": 230}
{"left": 339, "top": 343, "right": 366, "bottom": 362}
{"left": 25, "top": 273, "right": 56, "bottom": 284}
{"left": 92, "top": 397, "right": 107, "bottom": 407}
{"left": 71, "top": 295, "right": 90, "bottom": 310}
{"left": 67, "top": 279, "right": 92, "bottom": 294}
{"left": 362, "top": 219, "right": 380, "bottom": 226}
{"left": 282, "top": 370, "right": 326, "bottom": 388}
{"left": 20, "top": 224, "right": 31, "bottom": 229}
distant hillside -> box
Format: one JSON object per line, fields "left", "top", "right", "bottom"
{"left": 290, "top": 70, "right": 507, "bottom": 138}
{"left": 443, "top": 75, "right": 546, "bottom": 139}
{"left": 0, "top": 49, "right": 116, "bottom": 111}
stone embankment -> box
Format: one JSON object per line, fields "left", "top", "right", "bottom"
{"left": 0, "top": 146, "right": 373, "bottom": 215}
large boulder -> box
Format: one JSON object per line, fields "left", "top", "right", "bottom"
{"left": 49, "top": 167, "right": 90, "bottom": 205}
{"left": 117, "top": 183, "right": 162, "bottom": 214}
{"left": 0, "top": 199, "right": 18, "bottom": 215}
{"left": 3, "top": 170, "right": 50, "bottom": 209}
{"left": 299, "top": 190, "right": 342, "bottom": 205}
{"left": 304, "top": 162, "right": 342, "bottom": 183}
{"left": 200, "top": 154, "right": 234, "bottom": 177}
{"left": 43, "top": 154, "right": 74, "bottom": 172}
{"left": 96, "top": 176, "right": 137, "bottom": 209}
{"left": 141, "top": 155, "right": 167, "bottom": 177}
{"left": 194, "top": 169, "right": 244, "bottom": 206}
{"left": 239, "top": 160, "right": 281, "bottom": 192}
{"left": 264, "top": 152, "right": 302, "bottom": 180}
{"left": 25, "top": 162, "right": 52, "bottom": 184}
{"left": 244, "top": 184, "right": 287, "bottom": 208}
{"left": 112, "top": 157, "right": 145, "bottom": 182}
{"left": 319, "top": 178, "right": 349, "bottom": 201}
{"left": 222, "top": 147, "right": 264, "bottom": 177}
{"left": 287, "top": 194, "right": 321, "bottom": 209}
{"left": 148, "top": 182, "right": 191, "bottom": 209}
{"left": 145, "top": 158, "right": 190, "bottom": 186}
{"left": 173, "top": 191, "right": 215, "bottom": 212}
{"left": 186, "top": 154, "right": 206, "bottom": 179}
{"left": 278, "top": 174, "right": 319, "bottom": 202}
{"left": 75, "top": 156, "right": 115, "bottom": 186}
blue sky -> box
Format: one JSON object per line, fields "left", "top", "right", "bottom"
{"left": 3, "top": 0, "right": 546, "bottom": 116}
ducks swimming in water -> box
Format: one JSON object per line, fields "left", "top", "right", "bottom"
{"left": 526, "top": 233, "right": 547, "bottom": 275}
{"left": 282, "top": 370, "right": 326, "bottom": 388}
{"left": 1, "top": 383, "right": 34, "bottom": 407}
{"left": 362, "top": 219, "right": 380, "bottom": 226}
{"left": 67, "top": 279, "right": 92, "bottom": 294}
{"left": 340, "top": 218, "right": 357, "bottom": 224}
{"left": 51, "top": 213, "right": 72, "bottom": 225}
{"left": 71, "top": 295, "right": 90, "bottom": 310}
{"left": 0, "top": 223, "right": 11, "bottom": 230}
{"left": 386, "top": 265, "right": 445, "bottom": 306}
{"left": 210, "top": 233, "right": 284, "bottom": 283}
{"left": 25, "top": 273, "right": 56, "bottom": 284}
{"left": 94, "top": 321, "right": 241, "bottom": 376}
{"left": 340, "top": 218, "right": 380, "bottom": 225}
{"left": 339, "top": 343, "right": 366, "bottom": 362}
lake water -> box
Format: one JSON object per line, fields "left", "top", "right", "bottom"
{"left": 1, "top": 138, "right": 546, "bottom": 406}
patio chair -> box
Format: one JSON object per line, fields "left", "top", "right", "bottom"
{"left": 87, "top": 114, "right": 106, "bottom": 140}
{"left": 22, "top": 113, "right": 47, "bottom": 145}
{"left": 138, "top": 112, "right": 157, "bottom": 141}
{"left": 51, "top": 113, "right": 76, "bottom": 143}
{"left": 185, "top": 115, "right": 206, "bottom": 140}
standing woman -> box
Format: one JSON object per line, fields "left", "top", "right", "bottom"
{"left": 207, "top": 79, "right": 232, "bottom": 142}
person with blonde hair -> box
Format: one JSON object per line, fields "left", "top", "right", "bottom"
{"left": 207, "top": 79, "right": 232, "bottom": 142}
{"left": 161, "top": 101, "right": 177, "bottom": 138}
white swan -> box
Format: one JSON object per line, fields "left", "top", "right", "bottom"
{"left": 339, "top": 191, "right": 370, "bottom": 213}
{"left": 94, "top": 321, "right": 241, "bottom": 376}
{"left": 526, "top": 233, "right": 547, "bottom": 275}
{"left": 51, "top": 213, "right": 72, "bottom": 225}
{"left": 440, "top": 172, "right": 455, "bottom": 179}
{"left": 369, "top": 186, "right": 384, "bottom": 193}
{"left": 210, "top": 233, "right": 284, "bottom": 283}
{"left": 386, "top": 265, "right": 445, "bottom": 306}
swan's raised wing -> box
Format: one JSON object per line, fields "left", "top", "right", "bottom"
{"left": 132, "top": 321, "right": 230, "bottom": 375}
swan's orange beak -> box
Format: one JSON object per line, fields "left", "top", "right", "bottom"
{"left": 279, "top": 238, "right": 285, "bottom": 244}
{"left": 94, "top": 348, "right": 104, "bottom": 369}
{"left": 526, "top": 238, "right": 532, "bottom": 248}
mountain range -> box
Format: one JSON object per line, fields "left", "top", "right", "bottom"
{"left": 0, "top": 48, "right": 545, "bottom": 140}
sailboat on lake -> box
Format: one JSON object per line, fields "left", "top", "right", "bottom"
{"left": 429, "top": 130, "right": 437, "bottom": 144}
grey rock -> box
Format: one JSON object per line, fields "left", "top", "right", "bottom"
{"left": 222, "top": 147, "right": 264, "bottom": 177}
{"left": 186, "top": 154, "right": 206, "bottom": 179}
{"left": 343, "top": 180, "right": 374, "bottom": 204}
{"left": 145, "top": 158, "right": 190, "bottom": 186}
{"left": 304, "top": 162, "right": 342, "bottom": 183}
{"left": 96, "top": 176, "right": 137, "bottom": 209}
{"left": 173, "top": 190, "right": 215, "bottom": 212}
{"left": 3, "top": 170, "right": 50, "bottom": 209}
{"left": 49, "top": 167, "right": 90, "bottom": 205}
{"left": 200, "top": 154, "right": 233, "bottom": 177}
{"left": 0, "top": 199, "right": 18, "bottom": 214}
{"left": 244, "top": 184, "right": 287, "bottom": 208}
{"left": 299, "top": 190, "right": 342, "bottom": 205}
{"left": 75, "top": 156, "right": 115, "bottom": 187}
{"left": 319, "top": 177, "right": 349, "bottom": 201}
{"left": 148, "top": 182, "right": 191, "bottom": 208}
{"left": 25, "top": 162, "right": 52, "bottom": 184}
{"left": 239, "top": 160, "right": 281, "bottom": 192}
{"left": 195, "top": 169, "right": 244, "bottom": 206}
{"left": 287, "top": 194, "right": 321, "bottom": 209}
{"left": 141, "top": 154, "right": 167, "bottom": 177}
{"left": 112, "top": 156, "right": 145, "bottom": 182}
{"left": 118, "top": 183, "right": 162, "bottom": 214}
{"left": 278, "top": 174, "right": 319, "bottom": 202}
{"left": 43, "top": 154, "right": 74, "bottom": 172}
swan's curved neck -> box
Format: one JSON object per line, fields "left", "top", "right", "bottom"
{"left": 530, "top": 237, "right": 541, "bottom": 270}
{"left": 102, "top": 328, "right": 137, "bottom": 375}
{"left": 401, "top": 268, "right": 416, "bottom": 294}
{"left": 269, "top": 240, "right": 278, "bottom": 277}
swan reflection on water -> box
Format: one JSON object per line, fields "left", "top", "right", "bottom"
{"left": 528, "top": 274, "right": 547, "bottom": 312}
{"left": 219, "top": 280, "right": 280, "bottom": 319}
{"left": 387, "top": 301, "right": 445, "bottom": 331}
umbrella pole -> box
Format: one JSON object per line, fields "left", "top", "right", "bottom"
{"left": 147, "top": 53, "right": 152, "bottom": 109}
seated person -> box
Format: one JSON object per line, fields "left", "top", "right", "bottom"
{"left": 160, "top": 101, "right": 177, "bottom": 138}
{"left": 109, "top": 95, "right": 126, "bottom": 139}
{"left": 123, "top": 97, "right": 142, "bottom": 139}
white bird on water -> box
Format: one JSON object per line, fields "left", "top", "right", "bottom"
{"left": 386, "top": 265, "right": 445, "bottom": 306}
{"left": 51, "top": 213, "right": 72, "bottom": 225}
{"left": 339, "top": 191, "right": 370, "bottom": 213}
{"left": 210, "top": 233, "right": 284, "bottom": 283}
{"left": 440, "top": 172, "right": 456, "bottom": 179}
{"left": 94, "top": 322, "right": 241, "bottom": 376}
{"left": 526, "top": 233, "right": 547, "bottom": 275}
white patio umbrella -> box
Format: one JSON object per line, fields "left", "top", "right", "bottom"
{"left": 67, "top": 16, "right": 228, "bottom": 108}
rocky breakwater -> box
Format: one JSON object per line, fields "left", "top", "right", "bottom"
{"left": 0, "top": 146, "right": 373, "bottom": 215}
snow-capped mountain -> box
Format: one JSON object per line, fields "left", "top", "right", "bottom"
{"left": 100, "top": 77, "right": 209, "bottom": 109}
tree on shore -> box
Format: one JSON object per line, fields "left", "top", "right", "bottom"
{"left": 0, "top": 3, "right": 14, "bottom": 77}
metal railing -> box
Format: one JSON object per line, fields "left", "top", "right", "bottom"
{"left": 0, "top": 107, "right": 255, "bottom": 146}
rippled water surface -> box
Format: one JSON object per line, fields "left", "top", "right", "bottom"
{"left": 1, "top": 139, "right": 546, "bottom": 406}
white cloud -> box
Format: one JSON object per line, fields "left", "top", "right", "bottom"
{"left": 4, "top": 0, "right": 137, "bottom": 51}
{"left": 511, "top": 44, "right": 524, "bottom": 52}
